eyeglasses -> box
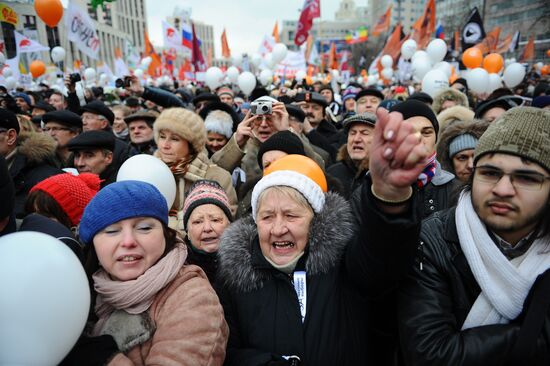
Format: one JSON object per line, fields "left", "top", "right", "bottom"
{"left": 44, "top": 126, "right": 71, "bottom": 133}
{"left": 474, "top": 166, "right": 550, "bottom": 191}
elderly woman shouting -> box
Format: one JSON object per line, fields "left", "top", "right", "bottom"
{"left": 153, "top": 108, "right": 237, "bottom": 232}
{"left": 217, "top": 109, "right": 431, "bottom": 365}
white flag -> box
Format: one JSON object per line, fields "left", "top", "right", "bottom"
{"left": 65, "top": 2, "right": 100, "bottom": 59}
{"left": 258, "top": 35, "right": 275, "bottom": 57}
{"left": 14, "top": 31, "right": 49, "bottom": 54}
{"left": 162, "top": 21, "right": 183, "bottom": 50}
{"left": 114, "top": 58, "right": 129, "bottom": 78}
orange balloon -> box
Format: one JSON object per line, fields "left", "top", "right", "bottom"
{"left": 462, "top": 47, "right": 483, "bottom": 69}
{"left": 542, "top": 65, "right": 550, "bottom": 76}
{"left": 34, "top": 0, "right": 64, "bottom": 28}
{"left": 264, "top": 154, "right": 327, "bottom": 193}
{"left": 547, "top": 50, "right": 550, "bottom": 58}
{"left": 483, "top": 53, "right": 504, "bottom": 73}
{"left": 30, "top": 60, "right": 46, "bottom": 78}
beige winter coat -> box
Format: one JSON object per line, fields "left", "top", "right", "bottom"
{"left": 108, "top": 265, "right": 229, "bottom": 366}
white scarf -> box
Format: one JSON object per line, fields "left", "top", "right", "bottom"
{"left": 455, "top": 191, "right": 550, "bottom": 330}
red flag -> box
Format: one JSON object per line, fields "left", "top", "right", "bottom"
{"left": 412, "top": 0, "right": 436, "bottom": 49}
{"left": 520, "top": 34, "right": 535, "bottom": 62}
{"left": 294, "top": 0, "right": 320, "bottom": 46}
{"left": 372, "top": 5, "right": 392, "bottom": 36}
{"left": 221, "top": 28, "right": 231, "bottom": 58}
{"left": 144, "top": 31, "right": 162, "bottom": 76}
{"left": 191, "top": 23, "right": 207, "bottom": 72}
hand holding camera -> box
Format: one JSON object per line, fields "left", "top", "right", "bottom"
{"left": 116, "top": 75, "right": 144, "bottom": 96}
{"left": 64, "top": 73, "right": 81, "bottom": 93}
{"left": 235, "top": 110, "right": 259, "bottom": 148}
{"left": 270, "top": 102, "right": 290, "bottom": 131}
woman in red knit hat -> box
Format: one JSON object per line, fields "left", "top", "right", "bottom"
{"left": 24, "top": 172, "right": 101, "bottom": 231}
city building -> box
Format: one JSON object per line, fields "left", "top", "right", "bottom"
{"left": 166, "top": 12, "right": 215, "bottom": 60}
{"left": 369, "top": 0, "right": 426, "bottom": 33}
{"left": 0, "top": 0, "right": 147, "bottom": 71}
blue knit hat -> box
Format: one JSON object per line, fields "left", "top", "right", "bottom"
{"left": 79, "top": 180, "right": 168, "bottom": 245}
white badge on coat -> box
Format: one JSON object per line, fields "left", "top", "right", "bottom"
{"left": 293, "top": 271, "right": 307, "bottom": 323}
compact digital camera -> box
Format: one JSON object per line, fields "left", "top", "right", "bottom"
{"left": 250, "top": 100, "right": 272, "bottom": 115}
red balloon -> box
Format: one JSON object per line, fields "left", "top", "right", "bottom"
{"left": 34, "top": 0, "right": 64, "bottom": 28}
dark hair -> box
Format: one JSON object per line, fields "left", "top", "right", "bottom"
{"left": 24, "top": 190, "right": 73, "bottom": 229}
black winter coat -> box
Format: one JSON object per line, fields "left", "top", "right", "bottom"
{"left": 416, "top": 161, "right": 459, "bottom": 219}
{"left": 398, "top": 208, "right": 550, "bottom": 366}
{"left": 217, "top": 182, "right": 421, "bottom": 366}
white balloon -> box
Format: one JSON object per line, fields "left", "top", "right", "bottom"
{"left": 535, "top": 62, "right": 543, "bottom": 70}
{"left": 50, "top": 46, "right": 66, "bottom": 63}
{"left": 381, "top": 67, "right": 393, "bottom": 80}
{"left": 205, "top": 66, "right": 224, "bottom": 90}
{"left": 426, "top": 39, "right": 447, "bottom": 64}
{"left": 141, "top": 56, "right": 152, "bottom": 68}
{"left": 264, "top": 53, "right": 276, "bottom": 69}
{"left": 366, "top": 75, "right": 378, "bottom": 86}
{"left": 422, "top": 69, "right": 449, "bottom": 98}
{"left": 251, "top": 53, "right": 262, "bottom": 67}
{"left": 401, "top": 39, "right": 417, "bottom": 60}
{"left": 232, "top": 54, "right": 243, "bottom": 67}
{"left": 84, "top": 67, "right": 96, "bottom": 81}
{"left": 412, "top": 50, "right": 430, "bottom": 63}
{"left": 117, "top": 154, "right": 177, "bottom": 209}
{"left": 412, "top": 57, "right": 432, "bottom": 80}
{"left": 134, "top": 68, "right": 144, "bottom": 79}
{"left": 272, "top": 43, "right": 288, "bottom": 64}
{"left": 0, "top": 232, "right": 90, "bottom": 366}
{"left": 238, "top": 71, "right": 256, "bottom": 95}
{"left": 381, "top": 55, "right": 393, "bottom": 68}
{"left": 331, "top": 69, "right": 340, "bottom": 79}
{"left": 466, "top": 67, "right": 490, "bottom": 94}
{"left": 3, "top": 67, "right": 13, "bottom": 77}
{"left": 259, "top": 69, "right": 273, "bottom": 86}
{"left": 4, "top": 76, "right": 16, "bottom": 90}
{"left": 487, "top": 73, "right": 503, "bottom": 93}
{"left": 434, "top": 61, "right": 452, "bottom": 78}
{"left": 295, "top": 70, "right": 306, "bottom": 82}
{"left": 502, "top": 62, "right": 526, "bottom": 88}
{"left": 226, "top": 66, "right": 240, "bottom": 84}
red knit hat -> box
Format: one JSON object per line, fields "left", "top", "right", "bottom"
{"left": 30, "top": 173, "right": 101, "bottom": 226}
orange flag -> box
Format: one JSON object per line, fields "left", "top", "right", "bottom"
{"left": 372, "top": 5, "right": 392, "bottom": 36}
{"left": 474, "top": 27, "right": 501, "bottom": 54}
{"left": 114, "top": 47, "right": 122, "bottom": 59}
{"left": 520, "top": 34, "right": 535, "bottom": 62}
{"left": 328, "top": 43, "right": 338, "bottom": 70}
{"left": 412, "top": 0, "right": 435, "bottom": 49}
{"left": 221, "top": 28, "right": 231, "bottom": 58}
{"left": 272, "top": 22, "right": 280, "bottom": 43}
{"left": 495, "top": 33, "right": 513, "bottom": 54}
{"left": 144, "top": 31, "right": 162, "bottom": 76}
{"left": 378, "top": 24, "right": 407, "bottom": 72}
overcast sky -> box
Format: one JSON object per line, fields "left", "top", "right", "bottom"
{"left": 145, "top": 0, "right": 344, "bottom": 57}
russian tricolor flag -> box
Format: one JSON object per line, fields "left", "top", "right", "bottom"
{"left": 182, "top": 22, "right": 193, "bottom": 50}
{"left": 435, "top": 22, "right": 445, "bottom": 39}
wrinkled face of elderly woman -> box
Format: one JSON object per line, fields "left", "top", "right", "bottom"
{"left": 187, "top": 204, "right": 230, "bottom": 253}
{"left": 93, "top": 217, "right": 166, "bottom": 281}
{"left": 256, "top": 186, "right": 314, "bottom": 266}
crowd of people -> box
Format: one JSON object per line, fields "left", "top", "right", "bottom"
{"left": 1, "top": 68, "right": 550, "bottom": 365}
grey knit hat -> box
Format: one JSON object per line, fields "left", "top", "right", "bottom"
{"left": 448, "top": 134, "right": 478, "bottom": 158}
{"left": 474, "top": 107, "right": 550, "bottom": 172}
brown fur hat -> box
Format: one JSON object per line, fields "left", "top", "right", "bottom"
{"left": 153, "top": 108, "right": 206, "bottom": 154}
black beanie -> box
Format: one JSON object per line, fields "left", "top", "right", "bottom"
{"left": 390, "top": 99, "right": 439, "bottom": 137}
{"left": 0, "top": 156, "right": 15, "bottom": 220}
{"left": 257, "top": 131, "right": 306, "bottom": 169}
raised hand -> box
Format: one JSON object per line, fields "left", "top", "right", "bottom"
{"left": 235, "top": 110, "right": 258, "bottom": 148}
{"left": 125, "top": 75, "right": 144, "bottom": 96}
{"left": 369, "top": 108, "right": 429, "bottom": 201}
{"left": 271, "top": 102, "right": 290, "bottom": 131}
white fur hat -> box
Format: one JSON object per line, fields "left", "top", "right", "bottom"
{"left": 204, "top": 110, "right": 234, "bottom": 139}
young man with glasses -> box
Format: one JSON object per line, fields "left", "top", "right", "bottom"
{"left": 399, "top": 107, "right": 550, "bottom": 365}
{"left": 42, "top": 110, "right": 82, "bottom": 167}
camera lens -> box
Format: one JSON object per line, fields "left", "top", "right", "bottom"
{"left": 115, "top": 79, "right": 124, "bottom": 88}
{"left": 261, "top": 105, "right": 268, "bottom": 112}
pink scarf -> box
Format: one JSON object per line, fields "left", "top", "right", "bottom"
{"left": 91, "top": 242, "right": 187, "bottom": 336}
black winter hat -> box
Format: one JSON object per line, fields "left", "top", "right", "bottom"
{"left": 0, "top": 156, "right": 15, "bottom": 220}
{"left": 257, "top": 130, "right": 306, "bottom": 169}
{"left": 390, "top": 99, "right": 439, "bottom": 137}
{"left": 31, "top": 101, "right": 55, "bottom": 113}
{"left": 0, "top": 108, "right": 20, "bottom": 134}
{"left": 124, "top": 109, "right": 159, "bottom": 128}
{"left": 294, "top": 91, "right": 328, "bottom": 108}
{"left": 80, "top": 100, "right": 115, "bottom": 124}
{"left": 199, "top": 101, "right": 241, "bottom": 131}
{"left": 192, "top": 93, "right": 220, "bottom": 107}
{"left": 67, "top": 130, "right": 116, "bottom": 152}
{"left": 42, "top": 110, "right": 83, "bottom": 129}
{"left": 285, "top": 104, "right": 306, "bottom": 123}
{"left": 408, "top": 92, "right": 434, "bottom": 105}
{"left": 355, "top": 88, "right": 384, "bottom": 102}
{"left": 474, "top": 95, "right": 523, "bottom": 119}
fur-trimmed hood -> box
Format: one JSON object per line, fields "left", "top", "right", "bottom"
{"left": 437, "top": 105, "right": 475, "bottom": 136}
{"left": 436, "top": 119, "right": 490, "bottom": 173}
{"left": 17, "top": 132, "right": 57, "bottom": 165}
{"left": 217, "top": 192, "right": 355, "bottom": 293}
{"left": 432, "top": 88, "right": 469, "bottom": 115}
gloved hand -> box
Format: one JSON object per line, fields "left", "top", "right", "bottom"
{"left": 99, "top": 310, "right": 156, "bottom": 352}
{"left": 59, "top": 334, "right": 119, "bottom": 366}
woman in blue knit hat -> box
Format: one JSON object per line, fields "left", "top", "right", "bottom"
{"left": 61, "top": 180, "right": 228, "bottom": 365}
